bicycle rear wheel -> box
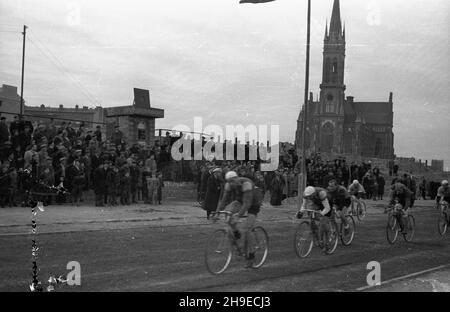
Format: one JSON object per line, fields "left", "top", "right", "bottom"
{"left": 340, "top": 215, "right": 356, "bottom": 246}
{"left": 403, "top": 215, "right": 415, "bottom": 242}
{"left": 386, "top": 214, "right": 399, "bottom": 244}
{"left": 324, "top": 222, "right": 338, "bottom": 255}
{"left": 438, "top": 212, "right": 448, "bottom": 236}
{"left": 357, "top": 201, "right": 367, "bottom": 221}
{"left": 294, "top": 221, "right": 313, "bottom": 258}
{"left": 205, "top": 229, "right": 232, "bottom": 275}
{"left": 251, "top": 226, "right": 269, "bottom": 268}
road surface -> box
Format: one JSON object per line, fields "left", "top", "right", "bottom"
{"left": 0, "top": 199, "right": 448, "bottom": 292}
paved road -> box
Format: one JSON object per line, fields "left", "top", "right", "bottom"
{"left": 0, "top": 200, "right": 449, "bottom": 292}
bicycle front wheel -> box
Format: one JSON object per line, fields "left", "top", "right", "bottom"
{"left": 251, "top": 226, "right": 269, "bottom": 268}
{"left": 324, "top": 222, "right": 338, "bottom": 255}
{"left": 403, "top": 215, "right": 415, "bottom": 242}
{"left": 438, "top": 212, "right": 448, "bottom": 237}
{"left": 386, "top": 214, "right": 399, "bottom": 244}
{"left": 340, "top": 215, "right": 356, "bottom": 246}
{"left": 294, "top": 221, "right": 313, "bottom": 258}
{"left": 357, "top": 201, "right": 367, "bottom": 221}
{"left": 205, "top": 229, "right": 232, "bottom": 275}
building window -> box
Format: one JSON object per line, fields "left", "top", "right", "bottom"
{"left": 137, "top": 122, "right": 146, "bottom": 140}
{"left": 325, "top": 103, "right": 334, "bottom": 113}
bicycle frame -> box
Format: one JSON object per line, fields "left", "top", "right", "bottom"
{"left": 302, "top": 209, "right": 331, "bottom": 242}
{"left": 211, "top": 211, "right": 249, "bottom": 258}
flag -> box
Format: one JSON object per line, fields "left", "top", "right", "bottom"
{"left": 240, "top": 0, "right": 276, "bottom": 3}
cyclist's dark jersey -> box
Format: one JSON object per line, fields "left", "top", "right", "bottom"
{"left": 390, "top": 182, "right": 413, "bottom": 209}
{"left": 225, "top": 177, "right": 263, "bottom": 215}
{"left": 327, "top": 185, "right": 351, "bottom": 211}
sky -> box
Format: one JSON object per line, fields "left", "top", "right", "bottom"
{"left": 0, "top": 0, "right": 449, "bottom": 169}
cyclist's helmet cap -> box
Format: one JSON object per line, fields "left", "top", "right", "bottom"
{"left": 303, "top": 186, "right": 315, "bottom": 198}
{"left": 353, "top": 180, "right": 359, "bottom": 184}
{"left": 442, "top": 180, "right": 449, "bottom": 186}
{"left": 225, "top": 171, "right": 238, "bottom": 181}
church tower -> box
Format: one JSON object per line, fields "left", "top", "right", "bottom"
{"left": 315, "top": 0, "right": 346, "bottom": 154}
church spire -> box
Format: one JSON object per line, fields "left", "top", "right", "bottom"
{"left": 324, "top": 19, "right": 328, "bottom": 40}
{"left": 329, "top": 0, "right": 342, "bottom": 36}
{"left": 343, "top": 22, "right": 345, "bottom": 39}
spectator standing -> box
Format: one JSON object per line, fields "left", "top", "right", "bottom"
{"left": 270, "top": 170, "right": 284, "bottom": 206}
{"left": 93, "top": 163, "right": 107, "bottom": 207}
{"left": 0, "top": 117, "right": 9, "bottom": 145}
{"left": 377, "top": 173, "right": 385, "bottom": 200}
{"left": 204, "top": 167, "right": 223, "bottom": 219}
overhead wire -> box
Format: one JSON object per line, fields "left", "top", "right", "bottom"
{"left": 27, "top": 29, "right": 103, "bottom": 108}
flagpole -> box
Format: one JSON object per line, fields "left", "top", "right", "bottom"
{"left": 20, "top": 25, "right": 28, "bottom": 119}
{"left": 298, "top": 0, "right": 311, "bottom": 209}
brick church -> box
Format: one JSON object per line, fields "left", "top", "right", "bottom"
{"left": 295, "top": 0, "right": 394, "bottom": 159}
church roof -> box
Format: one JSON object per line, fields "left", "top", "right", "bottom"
{"left": 352, "top": 102, "right": 393, "bottom": 125}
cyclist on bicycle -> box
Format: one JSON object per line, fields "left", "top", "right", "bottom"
{"left": 436, "top": 180, "right": 450, "bottom": 211}
{"left": 215, "top": 171, "right": 263, "bottom": 267}
{"left": 296, "top": 186, "right": 332, "bottom": 248}
{"left": 348, "top": 180, "right": 365, "bottom": 199}
{"left": 327, "top": 178, "right": 352, "bottom": 232}
{"left": 388, "top": 181, "right": 413, "bottom": 234}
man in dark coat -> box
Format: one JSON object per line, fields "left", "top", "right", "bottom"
{"left": 66, "top": 159, "right": 85, "bottom": 206}
{"left": 270, "top": 170, "right": 284, "bottom": 206}
{"left": 377, "top": 173, "right": 386, "bottom": 200}
{"left": 199, "top": 164, "right": 212, "bottom": 204}
{"left": 203, "top": 168, "right": 223, "bottom": 219}
{"left": 0, "top": 165, "right": 11, "bottom": 208}
{"left": 93, "top": 163, "right": 108, "bottom": 206}
{"left": 129, "top": 161, "right": 139, "bottom": 203}
{"left": 0, "top": 117, "right": 9, "bottom": 145}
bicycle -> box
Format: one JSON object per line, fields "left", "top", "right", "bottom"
{"left": 437, "top": 200, "right": 449, "bottom": 237}
{"left": 332, "top": 207, "right": 356, "bottom": 246}
{"left": 386, "top": 201, "right": 415, "bottom": 244}
{"left": 204, "top": 211, "right": 269, "bottom": 275}
{"left": 294, "top": 209, "right": 338, "bottom": 258}
{"left": 349, "top": 194, "right": 367, "bottom": 221}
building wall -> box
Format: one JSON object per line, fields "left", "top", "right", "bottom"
{"left": 0, "top": 85, "right": 23, "bottom": 122}
{"left": 24, "top": 105, "right": 101, "bottom": 127}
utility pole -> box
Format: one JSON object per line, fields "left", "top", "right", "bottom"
{"left": 298, "top": 0, "right": 311, "bottom": 209}
{"left": 20, "top": 25, "right": 28, "bottom": 118}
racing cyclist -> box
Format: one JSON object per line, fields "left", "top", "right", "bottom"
{"left": 327, "top": 178, "right": 352, "bottom": 233}
{"left": 389, "top": 181, "right": 414, "bottom": 234}
{"left": 215, "top": 171, "right": 263, "bottom": 267}
{"left": 296, "top": 186, "right": 332, "bottom": 248}
{"left": 436, "top": 180, "right": 450, "bottom": 212}
{"left": 348, "top": 180, "right": 365, "bottom": 199}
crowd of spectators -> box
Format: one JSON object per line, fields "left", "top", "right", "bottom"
{"left": 1, "top": 115, "right": 435, "bottom": 211}
{"left": 0, "top": 116, "right": 167, "bottom": 207}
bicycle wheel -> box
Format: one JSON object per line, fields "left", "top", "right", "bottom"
{"left": 386, "top": 214, "right": 399, "bottom": 244}
{"left": 324, "top": 222, "right": 338, "bottom": 255}
{"left": 403, "top": 215, "right": 415, "bottom": 242}
{"left": 251, "top": 226, "right": 269, "bottom": 268}
{"left": 294, "top": 221, "right": 314, "bottom": 258}
{"left": 205, "top": 229, "right": 232, "bottom": 275}
{"left": 437, "top": 212, "right": 448, "bottom": 237}
{"left": 340, "top": 215, "right": 356, "bottom": 246}
{"left": 357, "top": 201, "right": 367, "bottom": 221}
